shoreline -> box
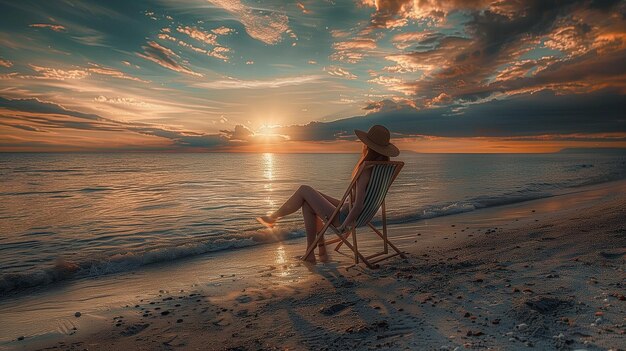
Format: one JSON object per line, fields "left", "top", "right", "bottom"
{"left": 1, "top": 179, "right": 625, "bottom": 350}
{"left": 3, "top": 175, "right": 625, "bottom": 300}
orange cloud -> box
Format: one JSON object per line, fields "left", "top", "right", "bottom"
{"left": 29, "top": 65, "right": 89, "bottom": 80}
{"left": 325, "top": 66, "right": 357, "bottom": 80}
{"left": 29, "top": 23, "right": 66, "bottom": 32}
{"left": 212, "top": 26, "right": 234, "bottom": 35}
{"left": 159, "top": 27, "right": 231, "bottom": 61}
{"left": 86, "top": 63, "right": 149, "bottom": 83}
{"left": 331, "top": 38, "right": 377, "bottom": 63}
{"left": 176, "top": 26, "right": 218, "bottom": 45}
{"left": 207, "top": 0, "right": 289, "bottom": 45}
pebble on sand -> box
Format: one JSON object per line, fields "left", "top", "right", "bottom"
{"left": 74, "top": 312, "right": 81, "bottom": 317}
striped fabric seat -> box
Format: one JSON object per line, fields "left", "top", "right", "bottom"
{"left": 354, "top": 164, "right": 397, "bottom": 228}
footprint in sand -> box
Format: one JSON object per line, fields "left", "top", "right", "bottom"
{"left": 120, "top": 323, "right": 150, "bottom": 337}
{"left": 319, "top": 301, "right": 355, "bottom": 316}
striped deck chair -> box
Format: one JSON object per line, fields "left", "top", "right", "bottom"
{"left": 302, "top": 161, "right": 406, "bottom": 268}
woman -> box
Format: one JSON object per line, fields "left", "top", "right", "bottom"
{"left": 257, "top": 125, "right": 400, "bottom": 263}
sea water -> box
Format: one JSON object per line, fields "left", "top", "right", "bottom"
{"left": 1, "top": 151, "right": 625, "bottom": 294}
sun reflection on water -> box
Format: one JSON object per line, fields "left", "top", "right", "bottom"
{"left": 275, "top": 245, "right": 286, "bottom": 264}
{"left": 274, "top": 245, "right": 290, "bottom": 277}
{"left": 263, "top": 153, "right": 275, "bottom": 210}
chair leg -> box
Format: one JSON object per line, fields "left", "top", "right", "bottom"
{"left": 367, "top": 223, "right": 407, "bottom": 259}
{"left": 351, "top": 228, "right": 358, "bottom": 264}
{"left": 382, "top": 201, "right": 388, "bottom": 254}
{"left": 335, "top": 234, "right": 347, "bottom": 250}
{"left": 334, "top": 233, "right": 374, "bottom": 268}
{"left": 334, "top": 232, "right": 350, "bottom": 251}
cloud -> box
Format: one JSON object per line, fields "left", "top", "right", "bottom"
{"left": 331, "top": 38, "right": 377, "bottom": 63}
{"left": 220, "top": 124, "right": 255, "bottom": 141}
{"left": 369, "top": 0, "right": 626, "bottom": 110}
{"left": 176, "top": 26, "right": 218, "bottom": 45}
{"left": 159, "top": 27, "right": 231, "bottom": 61}
{"left": 333, "top": 39, "right": 377, "bottom": 51}
{"left": 211, "top": 26, "right": 234, "bottom": 35}
{"left": 220, "top": 124, "right": 289, "bottom": 144}
{"left": 196, "top": 75, "right": 323, "bottom": 89}
{"left": 0, "top": 96, "right": 227, "bottom": 150}
{"left": 362, "top": 98, "right": 416, "bottom": 113}
{"left": 367, "top": 75, "right": 412, "bottom": 94}
{"left": 297, "top": 2, "right": 311, "bottom": 14}
{"left": 137, "top": 41, "right": 202, "bottom": 77}
{"left": 428, "top": 92, "right": 453, "bottom": 106}
{"left": 29, "top": 65, "right": 90, "bottom": 80}
{"left": 482, "top": 48, "right": 626, "bottom": 97}
{"left": 86, "top": 63, "right": 150, "bottom": 83}
{"left": 29, "top": 23, "right": 66, "bottom": 32}
{"left": 0, "top": 96, "right": 105, "bottom": 120}
{"left": 93, "top": 96, "right": 156, "bottom": 109}
{"left": 16, "top": 64, "right": 148, "bottom": 83}
{"left": 0, "top": 58, "right": 13, "bottom": 68}
{"left": 384, "top": 35, "right": 470, "bottom": 74}
{"left": 325, "top": 66, "right": 357, "bottom": 80}
{"left": 0, "top": 97, "right": 294, "bottom": 151}
{"left": 358, "top": 0, "right": 506, "bottom": 28}
{"left": 207, "top": 0, "right": 289, "bottom": 44}
{"left": 391, "top": 30, "right": 441, "bottom": 49}
{"left": 270, "top": 89, "right": 626, "bottom": 141}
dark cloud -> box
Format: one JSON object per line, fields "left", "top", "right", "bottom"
{"left": 220, "top": 124, "right": 255, "bottom": 141}
{"left": 377, "top": 0, "right": 626, "bottom": 110}
{"left": 137, "top": 41, "right": 202, "bottom": 76}
{"left": 0, "top": 121, "right": 42, "bottom": 132}
{"left": 588, "top": 0, "right": 623, "bottom": 10}
{"left": 0, "top": 97, "right": 105, "bottom": 121}
{"left": 0, "top": 96, "right": 226, "bottom": 149}
{"left": 363, "top": 99, "right": 415, "bottom": 113}
{"left": 273, "top": 89, "right": 626, "bottom": 139}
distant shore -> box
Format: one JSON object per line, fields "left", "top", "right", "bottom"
{"left": 2, "top": 180, "right": 625, "bottom": 351}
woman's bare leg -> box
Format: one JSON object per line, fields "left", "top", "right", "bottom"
{"left": 301, "top": 202, "right": 319, "bottom": 263}
{"left": 302, "top": 202, "right": 330, "bottom": 263}
{"left": 262, "top": 185, "right": 337, "bottom": 224}
{"left": 318, "top": 191, "right": 340, "bottom": 207}
{"left": 316, "top": 215, "right": 329, "bottom": 262}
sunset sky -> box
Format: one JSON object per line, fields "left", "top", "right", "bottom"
{"left": 0, "top": 0, "right": 625, "bottom": 153}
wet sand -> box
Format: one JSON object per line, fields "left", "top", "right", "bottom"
{"left": 2, "top": 180, "right": 625, "bottom": 351}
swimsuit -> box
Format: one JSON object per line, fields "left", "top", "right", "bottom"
{"left": 339, "top": 208, "right": 348, "bottom": 224}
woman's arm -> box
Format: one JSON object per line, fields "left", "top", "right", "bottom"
{"left": 338, "top": 167, "right": 372, "bottom": 231}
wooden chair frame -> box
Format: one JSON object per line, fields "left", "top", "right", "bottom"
{"left": 301, "top": 161, "right": 407, "bottom": 268}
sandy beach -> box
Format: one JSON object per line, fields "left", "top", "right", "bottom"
{"left": 2, "top": 180, "right": 625, "bottom": 351}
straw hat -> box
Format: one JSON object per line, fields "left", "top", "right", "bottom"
{"left": 354, "top": 125, "right": 400, "bottom": 157}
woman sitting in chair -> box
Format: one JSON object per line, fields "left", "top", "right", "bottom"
{"left": 256, "top": 125, "right": 400, "bottom": 263}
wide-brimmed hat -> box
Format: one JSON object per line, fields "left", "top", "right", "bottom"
{"left": 354, "top": 125, "right": 400, "bottom": 157}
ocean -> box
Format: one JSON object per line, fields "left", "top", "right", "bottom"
{"left": 1, "top": 151, "right": 625, "bottom": 295}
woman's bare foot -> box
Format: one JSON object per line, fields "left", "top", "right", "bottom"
{"left": 318, "top": 244, "right": 329, "bottom": 262}
{"left": 301, "top": 252, "right": 316, "bottom": 264}
{"left": 256, "top": 215, "right": 276, "bottom": 228}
